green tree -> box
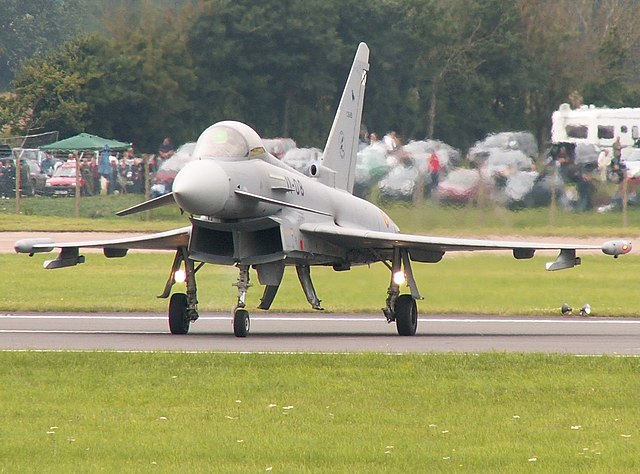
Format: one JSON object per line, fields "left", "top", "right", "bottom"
{"left": 333, "top": 0, "right": 415, "bottom": 142}
{"left": 519, "top": 0, "right": 640, "bottom": 145}
{"left": 398, "top": 0, "right": 525, "bottom": 148}
{"left": 186, "top": 0, "right": 344, "bottom": 146}
{"left": 0, "top": 0, "right": 86, "bottom": 91}
{"left": 5, "top": 37, "right": 99, "bottom": 136}
{"left": 96, "top": 2, "right": 197, "bottom": 150}
{"left": 3, "top": 7, "right": 197, "bottom": 152}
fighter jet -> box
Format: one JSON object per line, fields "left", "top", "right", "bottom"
{"left": 15, "top": 43, "right": 631, "bottom": 337}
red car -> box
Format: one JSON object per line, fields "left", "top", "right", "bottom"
{"left": 435, "top": 169, "right": 482, "bottom": 204}
{"left": 44, "top": 161, "right": 85, "bottom": 197}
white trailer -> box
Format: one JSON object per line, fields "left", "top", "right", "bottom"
{"left": 551, "top": 103, "right": 640, "bottom": 149}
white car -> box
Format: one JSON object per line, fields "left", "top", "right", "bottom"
{"left": 622, "top": 148, "right": 640, "bottom": 179}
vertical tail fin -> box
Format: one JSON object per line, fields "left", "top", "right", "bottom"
{"left": 320, "top": 42, "right": 369, "bottom": 193}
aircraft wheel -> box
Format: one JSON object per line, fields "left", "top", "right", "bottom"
{"left": 395, "top": 294, "right": 418, "bottom": 336}
{"left": 233, "top": 309, "right": 250, "bottom": 337}
{"left": 168, "top": 293, "right": 190, "bottom": 335}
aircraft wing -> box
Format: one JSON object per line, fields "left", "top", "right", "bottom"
{"left": 14, "top": 226, "right": 191, "bottom": 268}
{"left": 299, "top": 223, "right": 631, "bottom": 271}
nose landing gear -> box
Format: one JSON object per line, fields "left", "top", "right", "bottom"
{"left": 232, "top": 265, "right": 252, "bottom": 337}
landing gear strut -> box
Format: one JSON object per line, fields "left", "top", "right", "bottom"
{"left": 232, "top": 265, "right": 252, "bottom": 337}
{"left": 161, "top": 247, "right": 201, "bottom": 334}
{"left": 382, "top": 247, "right": 421, "bottom": 336}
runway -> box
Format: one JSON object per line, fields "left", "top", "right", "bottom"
{"left": 1, "top": 312, "right": 639, "bottom": 354}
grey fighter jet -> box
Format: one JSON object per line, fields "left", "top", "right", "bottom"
{"left": 15, "top": 43, "right": 631, "bottom": 337}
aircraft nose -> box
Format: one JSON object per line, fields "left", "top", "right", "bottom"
{"left": 173, "top": 160, "right": 230, "bottom": 215}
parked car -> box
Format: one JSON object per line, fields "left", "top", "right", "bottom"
{"left": 282, "top": 147, "right": 322, "bottom": 173}
{"left": 44, "top": 161, "right": 85, "bottom": 196}
{"left": 0, "top": 158, "right": 47, "bottom": 196}
{"left": 434, "top": 168, "right": 482, "bottom": 205}
{"left": 23, "top": 159, "right": 48, "bottom": 195}
{"left": 263, "top": 138, "right": 297, "bottom": 159}
{"left": 150, "top": 142, "right": 196, "bottom": 198}
{"left": 622, "top": 148, "right": 640, "bottom": 179}
{"left": 469, "top": 131, "right": 539, "bottom": 160}
{"left": 378, "top": 160, "right": 419, "bottom": 203}
{"left": 12, "top": 148, "right": 55, "bottom": 168}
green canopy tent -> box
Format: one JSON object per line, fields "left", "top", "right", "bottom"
{"left": 38, "top": 133, "right": 131, "bottom": 217}
{"left": 40, "top": 132, "right": 131, "bottom": 152}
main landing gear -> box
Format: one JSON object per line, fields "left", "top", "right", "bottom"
{"left": 382, "top": 248, "right": 422, "bottom": 336}
{"left": 161, "top": 247, "right": 422, "bottom": 337}
{"left": 161, "top": 248, "right": 201, "bottom": 335}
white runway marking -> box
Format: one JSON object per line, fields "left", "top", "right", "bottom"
{"left": 2, "top": 313, "right": 639, "bottom": 354}
{"left": 0, "top": 330, "right": 160, "bottom": 334}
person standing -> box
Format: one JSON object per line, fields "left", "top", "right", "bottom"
{"left": 427, "top": 150, "right": 441, "bottom": 192}
{"left": 98, "top": 145, "right": 111, "bottom": 194}
{"left": 597, "top": 149, "right": 611, "bottom": 181}
{"left": 0, "top": 160, "right": 8, "bottom": 198}
{"left": 158, "top": 137, "right": 175, "bottom": 162}
{"left": 613, "top": 136, "right": 622, "bottom": 161}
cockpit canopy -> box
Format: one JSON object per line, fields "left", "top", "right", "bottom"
{"left": 193, "top": 121, "right": 267, "bottom": 161}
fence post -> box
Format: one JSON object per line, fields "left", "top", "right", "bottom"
{"left": 14, "top": 149, "right": 21, "bottom": 214}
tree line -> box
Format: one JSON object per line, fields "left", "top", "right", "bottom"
{"left": 2, "top": 0, "right": 640, "bottom": 153}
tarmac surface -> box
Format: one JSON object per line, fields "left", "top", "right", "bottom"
{"left": 1, "top": 312, "right": 639, "bottom": 354}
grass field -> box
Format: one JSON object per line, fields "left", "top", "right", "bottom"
{"left": 0, "top": 352, "right": 638, "bottom": 473}
{"left": 1, "top": 251, "right": 639, "bottom": 316}
{"left": 2, "top": 194, "right": 639, "bottom": 236}
{"left": 0, "top": 195, "right": 188, "bottom": 232}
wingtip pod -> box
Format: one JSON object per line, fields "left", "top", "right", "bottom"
{"left": 14, "top": 238, "right": 55, "bottom": 254}
{"left": 601, "top": 240, "right": 632, "bottom": 257}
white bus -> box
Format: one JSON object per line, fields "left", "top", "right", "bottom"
{"left": 551, "top": 103, "right": 640, "bottom": 149}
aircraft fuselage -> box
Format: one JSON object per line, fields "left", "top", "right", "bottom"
{"left": 175, "top": 155, "right": 398, "bottom": 268}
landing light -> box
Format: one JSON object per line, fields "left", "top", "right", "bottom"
{"left": 393, "top": 271, "right": 406, "bottom": 286}
{"left": 174, "top": 269, "right": 186, "bottom": 283}
{"left": 580, "top": 304, "right": 591, "bottom": 317}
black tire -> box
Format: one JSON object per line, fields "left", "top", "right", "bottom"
{"left": 168, "top": 293, "right": 190, "bottom": 334}
{"left": 395, "top": 294, "right": 418, "bottom": 336}
{"left": 233, "top": 309, "right": 250, "bottom": 337}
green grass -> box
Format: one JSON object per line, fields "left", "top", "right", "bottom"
{"left": 0, "top": 352, "right": 638, "bottom": 472}
{"left": 1, "top": 194, "right": 639, "bottom": 235}
{"left": 384, "top": 201, "right": 639, "bottom": 237}
{"left": 2, "top": 252, "right": 639, "bottom": 315}
{"left": 0, "top": 195, "right": 187, "bottom": 232}
{"left": 2, "top": 194, "right": 639, "bottom": 315}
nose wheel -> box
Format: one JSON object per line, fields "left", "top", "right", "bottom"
{"left": 233, "top": 308, "right": 250, "bottom": 337}
{"left": 232, "top": 265, "right": 252, "bottom": 337}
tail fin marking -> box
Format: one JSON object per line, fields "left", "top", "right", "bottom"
{"left": 320, "top": 42, "right": 369, "bottom": 193}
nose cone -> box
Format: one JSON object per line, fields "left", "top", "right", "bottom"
{"left": 173, "top": 160, "right": 230, "bottom": 215}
